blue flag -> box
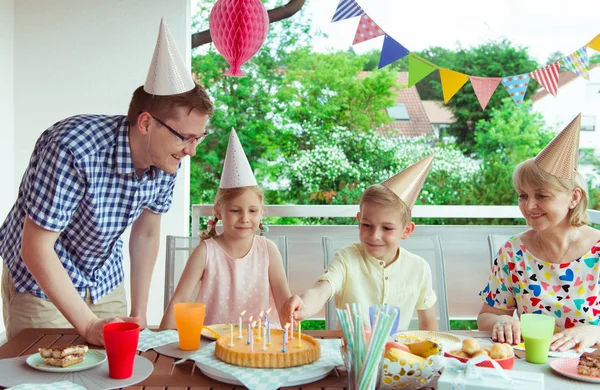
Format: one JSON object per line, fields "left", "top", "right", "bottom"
{"left": 379, "top": 35, "right": 410, "bottom": 69}
{"left": 331, "top": 0, "right": 364, "bottom": 23}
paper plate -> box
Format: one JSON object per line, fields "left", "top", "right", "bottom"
{"left": 550, "top": 357, "right": 600, "bottom": 383}
{"left": 393, "top": 330, "right": 462, "bottom": 352}
{"left": 26, "top": 349, "right": 107, "bottom": 373}
{"left": 202, "top": 324, "right": 230, "bottom": 341}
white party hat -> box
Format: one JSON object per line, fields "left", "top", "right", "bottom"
{"left": 382, "top": 154, "right": 435, "bottom": 209}
{"left": 220, "top": 129, "right": 258, "bottom": 188}
{"left": 144, "top": 18, "right": 195, "bottom": 96}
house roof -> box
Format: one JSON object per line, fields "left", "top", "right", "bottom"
{"left": 422, "top": 100, "right": 455, "bottom": 124}
{"left": 358, "top": 72, "right": 434, "bottom": 138}
{"left": 532, "top": 63, "right": 600, "bottom": 102}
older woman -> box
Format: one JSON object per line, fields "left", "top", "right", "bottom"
{"left": 478, "top": 114, "right": 600, "bottom": 353}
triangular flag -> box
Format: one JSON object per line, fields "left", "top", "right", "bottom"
{"left": 220, "top": 129, "right": 258, "bottom": 189}
{"left": 382, "top": 154, "right": 435, "bottom": 210}
{"left": 144, "top": 18, "right": 194, "bottom": 96}
{"left": 563, "top": 47, "right": 590, "bottom": 80}
{"left": 331, "top": 0, "right": 364, "bottom": 22}
{"left": 501, "top": 73, "right": 531, "bottom": 108}
{"left": 530, "top": 62, "right": 560, "bottom": 96}
{"left": 408, "top": 54, "right": 437, "bottom": 87}
{"left": 378, "top": 35, "right": 410, "bottom": 69}
{"left": 534, "top": 114, "right": 581, "bottom": 180}
{"left": 470, "top": 76, "right": 502, "bottom": 110}
{"left": 353, "top": 14, "right": 385, "bottom": 45}
{"left": 586, "top": 34, "right": 600, "bottom": 52}
{"left": 439, "top": 68, "right": 469, "bottom": 103}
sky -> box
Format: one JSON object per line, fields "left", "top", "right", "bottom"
{"left": 304, "top": 0, "right": 600, "bottom": 64}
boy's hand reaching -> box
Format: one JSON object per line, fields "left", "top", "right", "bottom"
{"left": 284, "top": 295, "right": 309, "bottom": 321}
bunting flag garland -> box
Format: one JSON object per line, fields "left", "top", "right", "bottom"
{"left": 530, "top": 62, "right": 561, "bottom": 96}
{"left": 408, "top": 54, "right": 438, "bottom": 87}
{"left": 353, "top": 14, "right": 385, "bottom": 45}
{"left": 587, "top": 34, "right": 600, "bottom": 52}
{"left": 331, "top": 0, "right": 364, "bottom": 23}
{"left": 501, "top": 73, "right": 531, "bottom": 108}
{"left": 378, "top": 35, "right": 410, "bottom": 69}
{"left": 470, "top": 76, "right": 502, "bottom": 110}
{"left": 439, "top": 68, "right": 469, "bottom": 103}
{"left": 562, "top": 47, "right": 590, "bottom": 80}
{"left": 329, "top": 1, "right": 597, "bottom": 110}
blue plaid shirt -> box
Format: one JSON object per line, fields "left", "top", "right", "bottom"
{"left": 0, "top": 115, "right": 177, "bottom": 303}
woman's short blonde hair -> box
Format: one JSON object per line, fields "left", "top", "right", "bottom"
{"left": 359, "top": 184, "right": 412, "bottom": 226}
{"left": 200, "top": 186, "right": 264, "bottom": 240}
{"left": 512, "top": 158, "right": 589, "bottom": 227}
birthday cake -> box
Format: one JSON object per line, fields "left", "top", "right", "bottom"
{"left": 214, "top": 329, "right": 321, "bottom": 368}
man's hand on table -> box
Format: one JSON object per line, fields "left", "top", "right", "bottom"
{"left": 82, "top": 315, "right": 141, "bottom": 346}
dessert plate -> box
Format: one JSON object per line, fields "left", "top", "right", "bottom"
{"left": 393, "top": 330, "right": 462, "bottom": 352}
{"left": 202, "top": 323, "right": 230, "bottom": 341}
{"left": 26, "top": 349, "right": 107, "bottom": 373}
{"left": 550, "top": 357, "right": 600, "bottom": 383}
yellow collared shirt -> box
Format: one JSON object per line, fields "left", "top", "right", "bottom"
{"left": 317, "top": 243, "right": 436, "bottom": 330}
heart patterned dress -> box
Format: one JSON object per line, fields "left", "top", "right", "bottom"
{"left": 480, "top": 235, "right": 600, "bottom": 330}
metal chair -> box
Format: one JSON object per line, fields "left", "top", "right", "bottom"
{"left": 487, "top": 234, "right": 513, "bottom": 266}
{"left": 322, "top": 235, "right": 450, "bottom": 331}
{"left": 164, "top": 235, "right": 288, "bottom": 311}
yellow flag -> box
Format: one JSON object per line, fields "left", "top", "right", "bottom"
{"left": 587, "top": 34, "right": 600, "bottom": 52}
{"left": 439, "top": 68, "right": 469, "bottom": 103}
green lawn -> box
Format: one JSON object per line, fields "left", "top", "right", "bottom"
{"left": 301, "top": 319, "right": 478, "bottom": 330}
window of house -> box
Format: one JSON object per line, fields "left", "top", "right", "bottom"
{"left": 581, "top": 115, "right": 596, "bottom": 131}
{"left": 386, "top": 104, "right": 410, "bottom": 121}
{"left": 585, "top": 84, "right": 600, "bottom": 100}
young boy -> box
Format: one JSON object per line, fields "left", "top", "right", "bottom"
{"left": 282, "top": 154, "right": 438, "bottom": 330}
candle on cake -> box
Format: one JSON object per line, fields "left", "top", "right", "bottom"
{"left": 297, "top": 321, "right": 302, "bottom": 348}
{"left": 262, "top": 322, "right": 267, "bottom": 351}
{"left": 289, "top": 314, "right": 295, "bottom": 340}
{"left": 257, "top": 310, "right": 264, "bottom": 340}
{"left": 238, "top": 310, "right": 246, "bottom": 339}
{"left": 250, "top": 321, "right": 256, "bottom": 353}
{"left": 247, "top": 316, "right": 253, "bottom": 344}
{"left": 282, "top": 323, "right": 290, "bottom": 353}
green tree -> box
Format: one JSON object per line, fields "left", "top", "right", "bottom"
{"left": 591, "top": 53, "right": 600, "bottom": 65}
{"left": 546, "top": 51, "right": 565, "bottom": 65}
{"left": 469, "top": 98, "right": 554, "bottom": 206}
{"left": 415, "top": 40, "right": 540, "bottom": 149}
{"left": 190, "top": 1, "right": 397, "bottom": 205}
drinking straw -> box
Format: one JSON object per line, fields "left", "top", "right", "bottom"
{"left": 358, "top": 309, "right": 398, "bottom": 390}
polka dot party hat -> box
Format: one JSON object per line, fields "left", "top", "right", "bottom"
{"left": 144, "top": 18, "right": 195, "bottom": 96}
{"left": 220, "top": 129, "right": 258, "bottom": 188}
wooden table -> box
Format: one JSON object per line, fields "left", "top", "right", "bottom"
{"left": 0, "top": 329, "right": 595, "bottom": 389}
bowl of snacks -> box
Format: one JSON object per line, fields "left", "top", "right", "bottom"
{"left": 444, "top": 338, "right": 514, "bottom": 370}
{"left": 380, "top": 338, "right": 444, "bottom": 389}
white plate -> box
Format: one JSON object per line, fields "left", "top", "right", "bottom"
{"left": 202, "top": 324, "right": 230, "bottom": 341}
{"left": 393, "top": 330, "right": 463, "bottom": 352}
{"left": 25, "top": 349, "right": 107, "bottom": 373}
{"left": 550, "top": 357, "right": 600, "bottom": 383}
{"left": 196, "top": 360, "right": 332, "bottom": 386}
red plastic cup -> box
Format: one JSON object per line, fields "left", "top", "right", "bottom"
{"left": 103, "top": 322, "right": 140, "bottom": 379}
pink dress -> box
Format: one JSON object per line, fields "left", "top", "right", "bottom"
{"left": 195, "top": 235, "right": 280, "bottom": 326}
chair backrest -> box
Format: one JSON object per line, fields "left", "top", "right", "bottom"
{"left": 322, "top": 235, "right": 450, "bottom": 331}
{"left": 487, "top": 234, "right": 513, "bottom": 266}
{"left": 164, "top": 235, "right": 289, "bottom": 311}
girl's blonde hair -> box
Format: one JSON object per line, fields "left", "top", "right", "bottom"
{"left": 359, "top": 184, "right": 412, "bottom": 226}
{"left": 513, "top": 158, "right": 589, "bottom": 227}
{"left": 200, "top": 186, "right": 265, "bottom": 241}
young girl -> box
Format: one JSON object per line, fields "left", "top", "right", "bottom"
{"left": 160, "top": 129, "right": 291, "bottom": 329}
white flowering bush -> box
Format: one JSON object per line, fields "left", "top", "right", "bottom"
{"left": 281, "top": 127, "right": 479, "bottom": 205}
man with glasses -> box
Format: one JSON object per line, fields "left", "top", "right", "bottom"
{"left": 0, "top": 20, "right": 212, "bottom": 346}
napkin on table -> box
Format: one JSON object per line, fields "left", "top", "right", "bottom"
{"left": 137, "top": 328, "right": 179, "bottom": 352}
{"left": 8, "top": 381, "right": 86, "bottom": 390}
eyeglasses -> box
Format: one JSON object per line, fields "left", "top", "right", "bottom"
{"left": 144, "top": 112, "right": 209, "bottom": 147}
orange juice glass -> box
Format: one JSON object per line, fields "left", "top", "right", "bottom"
{"left": 174, "top": 302, "right": 206, "bottom": 350}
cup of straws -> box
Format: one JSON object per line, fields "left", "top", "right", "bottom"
{"left": 337, "top": 304, "right": 399, "bottom": 390}
{"left": 338, "top": 304, "right": 442, "bottom": 390}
